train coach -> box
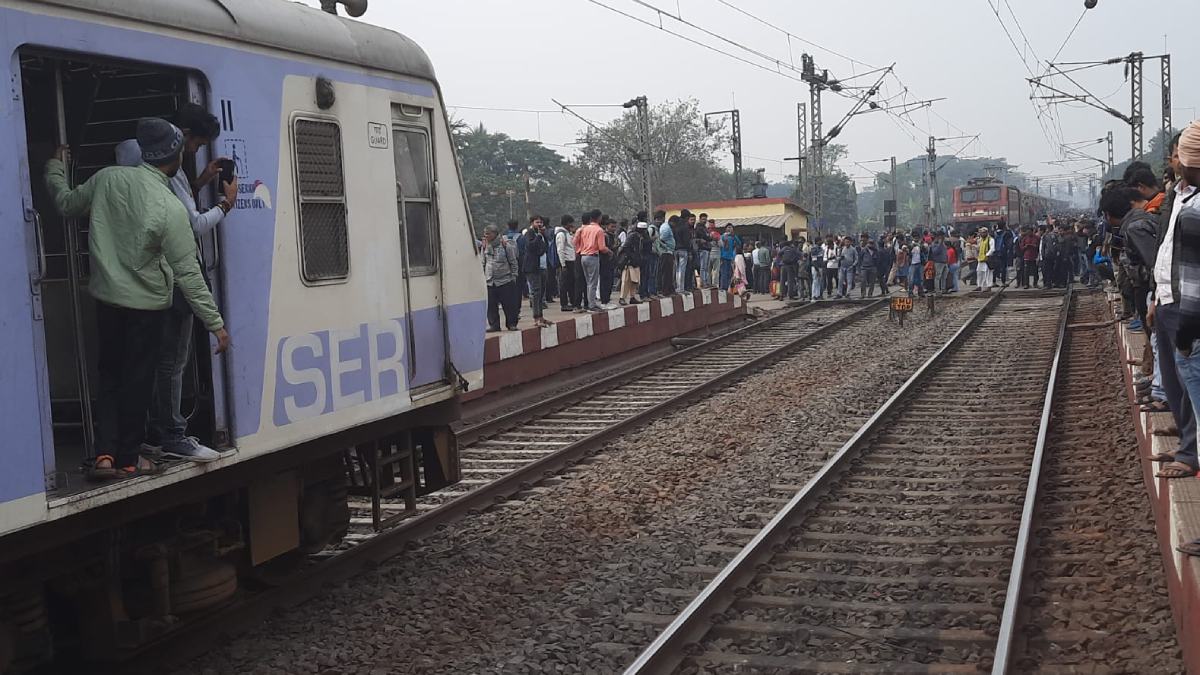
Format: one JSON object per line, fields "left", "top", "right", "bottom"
{"left": 0, "top": 0, "right": 484, "bottom": 668}
{"left": 951, "top": 176, "right": 1068, "bottom": 231}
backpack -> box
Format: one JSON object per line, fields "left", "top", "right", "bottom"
{"left": 1043, "top": 232, "right": 1061, "bottom": 259}
{"left": 781, "top": 246, "right": 799, "bottom": 265}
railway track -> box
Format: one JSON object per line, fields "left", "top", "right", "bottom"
{"left": 333, "top": 299, "right": 882, "bottom": 550}
{"left": 132, "top": 298, "right": 889, "bottom": 672}
{"left": 1003, "top": 292, "right": 1183, "bottom": 673}
{"left": 625, "top": 291, "right": 1073, "bottom": 674}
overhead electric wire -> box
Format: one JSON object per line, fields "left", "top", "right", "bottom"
{"left": 581, "top": 0, "right": 806, "bottom": 84}
{"left": 625, "top": 0, "right": 809, "bottom": 79}
{"left": 581, "top": 0, "right": 976, "bottom": 170}
{"left": 1047, "top": 8, "right": 1088, "bottom": 68}
{"left": 710, "top": 0, "right": 876, "bottom": 69}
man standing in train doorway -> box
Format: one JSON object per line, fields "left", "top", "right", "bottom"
{"left": 119, "top": 104, "right": 239, "bottom": 463}
{"left": 47, "top": 118, "right": 230, "bottom": 480}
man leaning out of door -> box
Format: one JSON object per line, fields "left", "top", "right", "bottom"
{"left": 45, "top": 117, "right": 230, "bottom": 482}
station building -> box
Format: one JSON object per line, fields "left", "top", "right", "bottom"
{"left": 658, "top": 197, "right": 811, "bottom": 243}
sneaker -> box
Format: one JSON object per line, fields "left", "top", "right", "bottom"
{"left": 600, "top": 303, "right": 618, "bottom": 310}
{"left": 161, "top": 436, "right": 222, "bottom": 463}
{"left": 1128, "top": 319, "right": 1143, "bottom": 331}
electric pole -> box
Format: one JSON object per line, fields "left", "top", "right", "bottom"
{"left": 887, "top": 156, "right": 898, "bottom": 231}
{"left": 624, "top": 95, "right": 652, "bottom": 214}
{"left": 796, "top": 102, "right": 806, "bottom": 202}
{"left": 1106, "top": 131, "right": 1114, "bottom": 178}
{"left": 926, "top": 136, "right": 938, "bottom": 228}
{"left": 1162, "top": 55, "right": 1173, "bottom": 164}
{"left": 704, "top": 109, "right": 743, "bottom": 198}
{"left": 1129, "top": 51, "right": 1144, "bottom": 161}
{"left": 801, "top": 53, "right": 832, "bottom": 223}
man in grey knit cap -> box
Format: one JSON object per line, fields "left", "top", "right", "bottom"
{"left": 45, "top": 118, "right": 229, "bottom": 480}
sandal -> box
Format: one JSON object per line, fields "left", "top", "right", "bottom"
{"left": 1147, "top": 452, "right": 1176, "bottom": 463}
{"left": 1154, "top": 426, "right": 1180, "bottom": 437}
{"left": 1141, "top": 400, "right": 1171, "bottom": 413}
{"left": 1177, "top": 539, "right": 1200, "bottom": 557}
{"left": 116, "top": 456, "right": 166, "bottom": 479}
{"left": 1156, "top": 461, "right": 1197, "bottom": 479}
{"left": 86, "top": 454, "right": 118, "bottom": 482}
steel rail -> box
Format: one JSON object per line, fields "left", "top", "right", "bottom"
{"left": 990, "top": 287, "right": 1074, "bottom": 674}
{"left": 128, "top": 298, "right": 886, "bottom": 673}
{"left": 459, "top": 298, "right": 845, "bottom": 445}
{"left": 623, "top": 289, "right": 1010, "bottom": 675}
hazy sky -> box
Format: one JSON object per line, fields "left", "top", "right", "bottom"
{"left": 300, "top": 0, "right": 1192, "bottom": 193}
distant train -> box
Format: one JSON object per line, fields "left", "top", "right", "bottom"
{"left": 0, "top": 0, "right": 484, "bottom": 669}
{"left": 951, "top": 177, "right": 1068, "bottom": 230}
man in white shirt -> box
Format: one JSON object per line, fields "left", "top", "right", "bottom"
{"left": 1151, "top": 126, "right": 1200, "bottom": 479}
{"left": 555, "top": 215, "right": 581, "bottom": 311}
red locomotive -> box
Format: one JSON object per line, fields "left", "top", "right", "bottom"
{"left": 952, "top": 177, "right": 1065, "bottom": 230}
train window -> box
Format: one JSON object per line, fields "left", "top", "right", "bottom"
{"left": 980, "top": 188, "right": 1001, "bottom": 202}
{"left": 294, "top": 118, "right": 349, "bottom": 282}
{"left": 960, "top": 189, "right": 978, "bottom": 203}
{"left": 393, "top": 127, "right": 437, "bottom": 275}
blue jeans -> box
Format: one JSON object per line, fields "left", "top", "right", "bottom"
{"left": 1157, "top": 303, "right": 1199, "bottom": 468}
{"left": 719, "top": 258, "right": 733, "bottom": 290}
{"left": 674, "top": 250, "right": 690, "bottom": 293}
{"left": 838, "top": 267, "right": 854, "bottom": 296}
{"left": 149, "top": 303, "right": 193, "bottom": 447}
{"left": 948, "top": 263, "right": 960, "bottom": 292}
{"left": 811, "top": 267, "right": 823, "bottom": 299}
{"left": 697, "top": 250, "right": 711, "bottom": 287}
{"left": 1153, "top": 335, "right": 1167, "bottom": 401}
{"left": 641, "top": 254, "right": 657, "bottom": 296}
{"left": 909, "top": 263, "right": 923, "bottom": 291}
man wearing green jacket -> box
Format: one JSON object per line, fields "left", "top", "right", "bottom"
{"left": 45, "top": 118, "right": 230, "bottom": 480}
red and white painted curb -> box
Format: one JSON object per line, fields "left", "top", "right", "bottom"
{"left": 485, "top": 288, "right": 744, "bottom": 364}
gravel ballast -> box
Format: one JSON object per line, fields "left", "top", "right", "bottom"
{"left": 172, "top": 297, "right": 992, "bottom": 675}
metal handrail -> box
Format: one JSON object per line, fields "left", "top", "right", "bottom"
{"left": 990, "top": 287, "right": 1074, "bottom": 673}
{"left": 623, "top": 288, "right": 1010, "bottom": 675}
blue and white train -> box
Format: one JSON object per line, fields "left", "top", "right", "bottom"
{"left": 0, "top": 0, "right": 484, "bottom": 668}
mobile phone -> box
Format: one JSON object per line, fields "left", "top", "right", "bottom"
{"left": 217, "top": 158, "right": 236, "bottom": 185}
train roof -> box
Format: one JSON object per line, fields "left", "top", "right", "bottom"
{"left": 24, "top": 0, "right": 436, "bottom": 83}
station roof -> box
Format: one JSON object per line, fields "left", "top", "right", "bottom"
{"left": 656, "top": 197, "right": 810, "bottom": 215}
{"left": 30, "top": 0, "right": 436, "bottom": 82}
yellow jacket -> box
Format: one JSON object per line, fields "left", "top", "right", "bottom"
{"left": 978, "top": 236, "right": 992, "bottom": 262}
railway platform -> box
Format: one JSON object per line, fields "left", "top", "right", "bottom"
{"left": 468, "top": 287, "right": 750, "bottom": 401}
{"left": 1116, "top": 308, "right": 1200, "bottom": 674}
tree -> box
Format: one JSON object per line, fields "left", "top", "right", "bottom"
{"left": 571, "top": 99, "right": 734, "bottom": 213}
{"left": 453, "top": 122, "right": 568, "bottom": 231}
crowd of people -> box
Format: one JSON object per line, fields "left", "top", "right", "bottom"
{"left": 481, "top": 209, "right": 759, "bottom": 331}
{"left": 481, "top": 204, "right": 1108, "bottom": 331}
{"left": 1100, "top": 123, "right": 1200, "bottom": 561}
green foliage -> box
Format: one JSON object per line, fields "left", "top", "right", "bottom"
{"left": 454, "top": 100, "right": 749, "bottom": 232}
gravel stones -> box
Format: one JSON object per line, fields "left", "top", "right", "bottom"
{"left": 170, "top": 299, "right": 991, "bottom": 675}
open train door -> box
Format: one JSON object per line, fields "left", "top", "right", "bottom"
{"left": 390, "top": 103, "right": 448, "bottom": 395}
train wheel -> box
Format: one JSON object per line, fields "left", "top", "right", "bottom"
{"left": 169, "top": 557, "right": 237, "bottom": 615}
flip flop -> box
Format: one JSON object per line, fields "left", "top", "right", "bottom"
{"left": 1154, "top": 426, "right": 1180, "bottom": 437}
{"left": 1156, "top": 462, "right": 1197, "bottom": 479}
{"left": 1141, "top": 400, "right": 1171, "bottom": 413}
{"left": 85, "top": 454, "right": 118, "bottom": 482}
{"left": 1147, "top": 452, "right": 1176, "bottom": 463}
{"left": 1176, "top": 540, "right": 1200, "bottom": 557}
